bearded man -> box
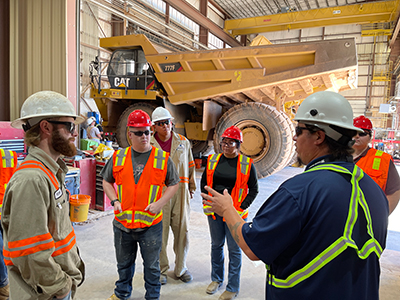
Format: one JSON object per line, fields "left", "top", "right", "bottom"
{"left": 2, "top": 91, "right": 85, "bottom": 300}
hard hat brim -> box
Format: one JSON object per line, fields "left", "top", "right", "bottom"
{"left": 295, "top": 118, "right": 364, "bottom": 133}
{"left": 11, "top": 114, "right": 85, "bottom": 129}
{"left": 151, "top": 116, "right": 174, "bottom": 124}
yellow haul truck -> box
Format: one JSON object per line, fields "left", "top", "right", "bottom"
{"left": 90, "top": 34, "right": 357, "bottom": 178}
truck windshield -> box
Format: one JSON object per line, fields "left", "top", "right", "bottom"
{"left": 107, "top": 49, "right": 154, "bottom": 90}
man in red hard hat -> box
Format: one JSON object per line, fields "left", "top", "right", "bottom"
{"left": 101, "top": 109, "right": 179, "bottom": 300}
{"left": 352, "top": 115, "right": 400, "bottom": 214}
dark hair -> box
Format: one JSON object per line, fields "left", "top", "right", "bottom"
{"left": 306, "top": 124, "right": 355, "bottom": 160}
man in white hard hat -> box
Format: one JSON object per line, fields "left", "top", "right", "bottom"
{"left": 2, "top": 91, "right": 85, "bottom": 300}
{"left": 150, "top": 107, "right": 196, "bottom": 284}
{"left": 0, "top": 148, "right": 17, "bottom": 300}
{"left": 202, "top": 91, "right": 388, "bottom": 299}
{"left": 86, "top": 116, "right": 102, "bottom": 144}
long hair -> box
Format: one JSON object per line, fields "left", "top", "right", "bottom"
{"left": 24, "top": 123, "right": 42, "bottom": 147}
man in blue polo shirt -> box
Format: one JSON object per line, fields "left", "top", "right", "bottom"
{"left": 202, "top": 91, "right": 388, "bottom": 300}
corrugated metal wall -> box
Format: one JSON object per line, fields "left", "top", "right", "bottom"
{"left": 9, "top": 0, "right": 67, "bottom": 121}
{"left": 0, "top": 0, "right": 10, "bottom": 121}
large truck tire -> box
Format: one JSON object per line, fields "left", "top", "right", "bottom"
{"left": 192, "top": 140, "right": 212, "bottom": 157}
{"left": 213, "top": 103, "right": 295, "bottom": 179}
{"left": 116, "top": 102, "right": 157, "bottom": 148}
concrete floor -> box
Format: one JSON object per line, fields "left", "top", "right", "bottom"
{"left": 74, "top": 167, "right": 400, "bottom": 300}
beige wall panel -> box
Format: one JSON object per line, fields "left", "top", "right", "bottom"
{"left": 10, "top": 0, "right": 68, "bottom": 120}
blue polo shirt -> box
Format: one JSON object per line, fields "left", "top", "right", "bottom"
{"left": 242, "top": 155, "right": 388, "bottom": 300}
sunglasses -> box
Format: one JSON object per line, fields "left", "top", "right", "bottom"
{"left": 130, "top": 130, "right": 151, "bottom": 136}
{"left": 154, "top": 120, "right": 170, "bottom": 126}
{"left": 220, "top": 141, "right": 236, "bottom": 148}
{"left": 47, "top": 121, "right": 76, "bottom": 134}
{"left": 295, "top": 126, "right": 315, "bottom": 136}
{"left": 358, "top": 131, "right": 370, "bottom": 137}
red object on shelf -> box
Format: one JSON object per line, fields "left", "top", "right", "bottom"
{"left": 96, "top": 160, "right": 114, "bottom": 211}
{"left": 0, "top": 122, "right": 24, "bottom": 140}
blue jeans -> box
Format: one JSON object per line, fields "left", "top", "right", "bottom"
{"left": 113, "top": 222, "right": 162, "bottom": 300}
{"left": 52, "top": 290, "right": 71, "bottom": 300}
{"left": 0, "top": 228, "right": 8, "bottom": 288}
{"left": 207, "top": 215, "right": 242, "bottom": 293}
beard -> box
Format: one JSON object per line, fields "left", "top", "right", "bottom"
{"left": 51, "top": 130, "right": 77, "bottom": 157}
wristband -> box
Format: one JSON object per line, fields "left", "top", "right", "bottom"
{"left": 110, "top": 199, "right": 119, "bottom": 206}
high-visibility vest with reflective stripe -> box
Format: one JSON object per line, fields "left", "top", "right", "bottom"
{"left": 3, "top": 160, "right": 77, "bottom": 265}
{"left": 112, "top": 146, "right": 169, "bottom": 229}
{"left": 356, "top": 148, "right": 391, "bottom": 192}
{"left": 266, "top": 164, "right": 383, "bottom": 289}
{"left": 204, "top": 153, "right": 252, "bottom": 219}
{"left": 0, "top": 149, "right": 17, "bottom": 219}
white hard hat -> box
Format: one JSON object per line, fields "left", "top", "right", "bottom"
{"left": 151, "top": 107, "right": 174, "bottom": 124}
{"left": 87, "top": 116, "right": 96, "bottom": 125}
{"left": 294, "top": 91, "right": 363, "bottom": 141}
{"left": 11, "top": 91, "right": 85, "bottom": 130}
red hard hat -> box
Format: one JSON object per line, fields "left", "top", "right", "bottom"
{"left": 127, "top": 110, "right": 152, "bottom": 127}
{"left": 221, "top": 126, "right": 243, "bottom": 143}
{"left": 353, "top": 115, "right": 373, "bottom": 130}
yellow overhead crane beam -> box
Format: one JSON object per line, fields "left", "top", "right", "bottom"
{"left": 224, "top": 0, "right": 400, "bottom": 36}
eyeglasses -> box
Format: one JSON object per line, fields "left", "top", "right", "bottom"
{"left": 130, "top": 130, "right": 151, "bottom": 136}
{"left": 295, "top": 126, "right": 315, "bottom": 137}
{"left": 357, "top": 131, "right": 370, "bottom": 137}
{"left": 47, "top": 121, "right": 75, "bottom": 134}
{"left": 220, "top": 141, "right": 237, "bottom": 148}
{"left": 154, "top": 120, "right": 170, "bottom": 126}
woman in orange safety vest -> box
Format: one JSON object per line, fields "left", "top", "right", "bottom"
{"left": 201, "top": 126, "right": 259, "bottom": 300}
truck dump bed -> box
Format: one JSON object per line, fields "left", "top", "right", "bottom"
{"left": 100, "top": 34, "right": 357, "bottom": 108}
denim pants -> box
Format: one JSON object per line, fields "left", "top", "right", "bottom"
{"left": 113, "top": 222, "right": 162, "bottom": 300}
{"left": 52, "top": 290, "right": 71, "bottom": 300}
{"left": 207, "top": 215, "right": 242, "bottom": 293}
{"left": 0, "top": 227, "right": 8, "bottom": 288}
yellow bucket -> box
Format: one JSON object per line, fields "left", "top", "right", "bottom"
{"left": 70, "top": 195, "right": 91, "bottom": 222}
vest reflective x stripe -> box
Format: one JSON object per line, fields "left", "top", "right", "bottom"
{"left": 0, "top": 149, "right": 17, "bottom": 218}
{"left": 3, "top": 228, "right": 77, "bottom": 266}
{"left": 204, "top": 153, "right": 252, "bottom": 219}
{"left": 112, "top": 146, "right": 168, "bottom": 229}
{"left": 16, "top": 161, "right": 59, "bottom": 189}
{"left": 267, "top": 164, "right": 383, "bottom": 289}
{"left": 356, "top": 148, "right": 391, "bottom": 192}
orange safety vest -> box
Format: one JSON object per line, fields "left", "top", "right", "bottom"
{"left": 356, "top": 148, "right": 391, "bottom": 192}
{"left": 0, "top": 149, "right": 17, "bottom": 219}
{"left": 203, "top": 153, "right": 252, "bottom": 219}
{"left": 3, "top": 160, "right": 76, "bottom": 265}
{"left": 112, "top": 146, "right": 169, "bottom": 229}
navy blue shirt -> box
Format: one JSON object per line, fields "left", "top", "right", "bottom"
{"left": 242, "top": 155, "right": 388, "bottom": 300}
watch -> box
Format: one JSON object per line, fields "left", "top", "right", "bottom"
{"left": 110, "top": 199, "right": 119, "bottom": 206}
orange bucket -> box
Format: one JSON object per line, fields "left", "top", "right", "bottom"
{"left": 195, "top": 158, "right": 202, "bottom": 169}
{"left": 70, "top": 195, "right": 91, "bottom": 222}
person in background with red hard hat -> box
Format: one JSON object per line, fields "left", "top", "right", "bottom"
{"left": 150, "top": 107, "right": 196, "bottom": 285}
{"left": 101, "top": 109, "right": 179, "bottom": 300}
{"left": 353, "top": 115, "right": 400, "bottom": 214}
{"left": 0, "top": 148, "right": 17, "bottom": 300}
{"left": 200, "top": 126, "right": 258, "bottom": 300}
